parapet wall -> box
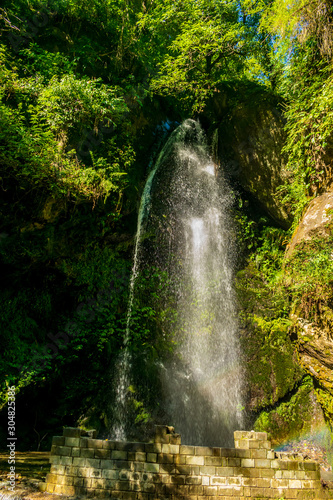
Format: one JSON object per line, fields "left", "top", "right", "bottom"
{"left": 44, "top": 426, "right": 331, "bottom": 499}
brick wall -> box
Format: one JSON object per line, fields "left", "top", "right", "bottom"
{"left": 43, "top": 426, "right": 332, "bottom": 499}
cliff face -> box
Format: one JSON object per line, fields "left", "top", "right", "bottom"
{"left": 214, "top": 102, "right": 292, "bottom": 228}
{"left": 285, "top": 192, "right": 333, "bottom": 423}
{"left": 213, "top": 98, "right": 330, "bottom": 442}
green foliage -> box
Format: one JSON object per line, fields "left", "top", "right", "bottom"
{"left": 284, "top": 234, "right": 333, "bottom": 323}
{"left": 254, "top": 376, "right": 315, "bottom": 444}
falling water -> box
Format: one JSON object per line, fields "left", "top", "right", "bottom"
{"left": 111, "top": 123, "right": 181, "bottom": 439}
{"left": 148, "top": 119, "right": 244, "bottom": 446}
{"left": 112, "top": 119, "right": 244, "bottom": 445}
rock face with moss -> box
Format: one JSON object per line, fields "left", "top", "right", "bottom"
{"left": 284, "top": 192, "right": 333, "bottom": 423}
{"left": 215, "top": 101, "right": 292, "bottom": 228}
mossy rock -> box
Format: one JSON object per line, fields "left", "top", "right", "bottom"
{"left": 253, "top": 376, "right": 324, "bottom": 445}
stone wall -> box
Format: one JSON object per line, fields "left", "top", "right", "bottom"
{"left": 43, "top": 426, "right": 332, "bottom": 499}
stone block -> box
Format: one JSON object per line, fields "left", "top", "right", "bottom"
{"left": 90, "top": 478, "right": 107, "bottom": 489}
{"left": 50, "top": 464, "right": 65, "bottom": 475}
{"left": 241, "top": 459, "right": 254, "bottom": 468}
{"left": 65, "top": 465, "right": 77, "bottom": 475}
{"left": 303, "top": 462, "right": 318, "bottom": 471}
{"left": 49, "top": 455, "right": 60, "bottom": 465}
{"left": 59, "top": 484, "right": 75, "bottom": 496}
{"left": 113, "top": 459, "right": 131, "bottom": 469}
{"left": 234, "top": 467, "right": 252, "bottom": 477}
{"left": 142, "top": 482, "right": 155, "bottom": 493}
{"left": 261, "top": 441, "right": 272, "bottom": 450}
{"left": 77, "top": 467, "right": 90, "bottom": 478}
{"left": 58, "top": 446, "right": 72, "bottom": 456}
{"left": 95, "top": 448, "right": 111, "bottom": 459}
{"left": 102, "top": 440, "right": 115, "bottom": 450}
{"left": 136, "top": 494, "right": 149, "bottom": 500}
{"left": 170, "top": 474, "right": 186, "bottom": 484}
{"left": 174, "top": 454, "right": 186, "bottom": 465}
{"left": 87, "top": 438, "right": 104, "bottom": 448}
{"left": 200, "top": 466, "right": 216, "bottom": 475}
{"left": 85, "top": 457, "right": 101, "bottom": 468}
{"left": 295, "top": 470, "right": 306, "bottom": 480}
{"left": 161, "top": 443, "right": 180, "bottom": 454}
{"left": 176, "top": 465, "right": 192, "bottom": 475}
{"left": 144, "top": 462, "right": 160, "bottom": 473}
{"left": 216, "top": 466, "right": 234, "bottom": 476}
{"left": 133, "top": 462, "right": 144, "bottom": 472}
{"left": 267, "top": 450, "right": 275, "bottom": 459}
{"left": 46, "top": 483, "right": 55, "bottom": 493}
{"left": 73, "top": 477, "right": 84, "bottom": 487}
{"left": 254, "top": 459, "right": 271, "bottom": 468}
{"left": 271, "top": 459, "right": 289, "bottom": 469}
{"left": 170, "top": 434, "right": 181, "bottom": 445}
{"left": 235, "top": 439, "right": 249, "bottom": 449}
{"left": 258, "top": 468, "right": 274, "bottom": 478}
{"left": 119, "top": 470, "right": 130, "bottom": 481}
{"left": 154, "top": 426, "right": 171, "bottom": 444}
{"left": 203, "top": 485, "right": 218, "bottom": 495}
{"left": 52, "top": 436, "right": 65, "bottom": 447}
{"left": 73, "top": 457, "right": 86, "bottom": 467}
{"left": 81, "top": 448, "right": 95, "bottom": 458}
{"left": 71, "top": 447, "right": 80, "bottom": 457}
{"left": 122, "top": 492, "right": 137, "bottom": 500}
{"left": 147, "top": 453, "right": 157, "bottom": 462}
{"left": 79, "top": 437, "right": 89, "bottom": 448}
{"left": 234, "top": 449, "right": 251, "bottom": 458}
{"left": 160, "top": 463, "right": 176, "bottom": 474}
{"left": 186, "top": 455, "right": 204, "bottom": 465}
{"left": 205, "top": 456, "right": 222, "bottom": 466}
{"left": 271, "top": 478, "right": 289, "bottom": 488}
{"left": 211, "top": 476, "right": 228, "bottom": 485}
{"left": 284, "top": 489, "right": 298, "bottom": 498}
{"left": 65, "top": 437, "right": 80, "bottom": 447}
{"left": 100, "top": 459, "right": 114, "bottom": 469}
{"left": 255, "top": 478, "right": 271, "bottom": 488}
{"left": 57, "top": 475, "right": 74, "bottom": 486}
{"left": 180, "top": 445, "right": 195, "bottom": 455}
{"left": 188, "top": 485, "right": 204, "bottom": 495}
{"left": 227, "top": 476, "right": 242, "bottom": 486}
{"left": 145, "top": 443, "right": 162, "bottom": 453}
{"left": 250, "top": 449, "right": 267, "bottom": 459}
{"left": 296, "top": 490, "right": 316, "bottom": 500}
{"left": 46, "top": 473, "right": 58, "bottom": 484}
{"left": 248, "top": 440, "right": 260, "bottom": 449}
{"left": 63, "top": 427, "right": 83, "bottom": 438}
{"left": 281, "top": 470, "right": 296, "bottom": 479}
{"left": 186, "top": 475, "right": 202, "bottom": 485}
{"left": 112, "top": 450, "right": 128, "bottom": 460}
{"left": 289, "top": 479, "right": 302, "bottom": 488}
{"left": 59, "top": 456, "right": 73, "bottom": 466}
{"left": 158, "top": 453, "right": 174, "bottom": 464}
{"left": 195, "top": 446, "right": 214, "bottom": 456}
{"left": 288, "top": 461, "right": 300, "bottom": 471}
{"left": 242, "top": 477, "right": 257, "bottom": 487}
{"left": 227, "top": 458, "right": 241, "bottom": 467}
{"left": 90, "top": 468, "right": 102, "bottom": 478}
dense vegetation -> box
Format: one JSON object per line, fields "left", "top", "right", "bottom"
{"left": 1, "top": 0, "right": 333, "bottom": 449}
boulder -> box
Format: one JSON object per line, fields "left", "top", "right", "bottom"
{"left": 215, "top": 104, "right": 292, "bottom": 228}
{"left": 286, "top": 191, "right": 333, "bottom": 258}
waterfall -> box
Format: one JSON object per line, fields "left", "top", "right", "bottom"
{"left": 111, "top": 123, "right": 180, "bottom": 439}
{"left": 112, "top": 119, "right": 244, "bottom": 445}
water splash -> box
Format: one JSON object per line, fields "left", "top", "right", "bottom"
{"left": 112, "top": 119, "right": 244, "bottom": 445}
{"left": 147, "top": 119, "right": 244, "bottom": 446}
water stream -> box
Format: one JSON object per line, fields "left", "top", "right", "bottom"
{"left": 112, "top": 119, "right": 244, "bottom": 445}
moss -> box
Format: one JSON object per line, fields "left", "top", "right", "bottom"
{"left": 253, "top": 376, "right": 316, "bottom": 444}
{"left": 284, "top": 233, "right": 333, "bottom": 325}
{"left": 315, "top": 387, "right": 333, "bottom": 423}
{"left": 237, "top": 262, "right": 302, "bottom": 412}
